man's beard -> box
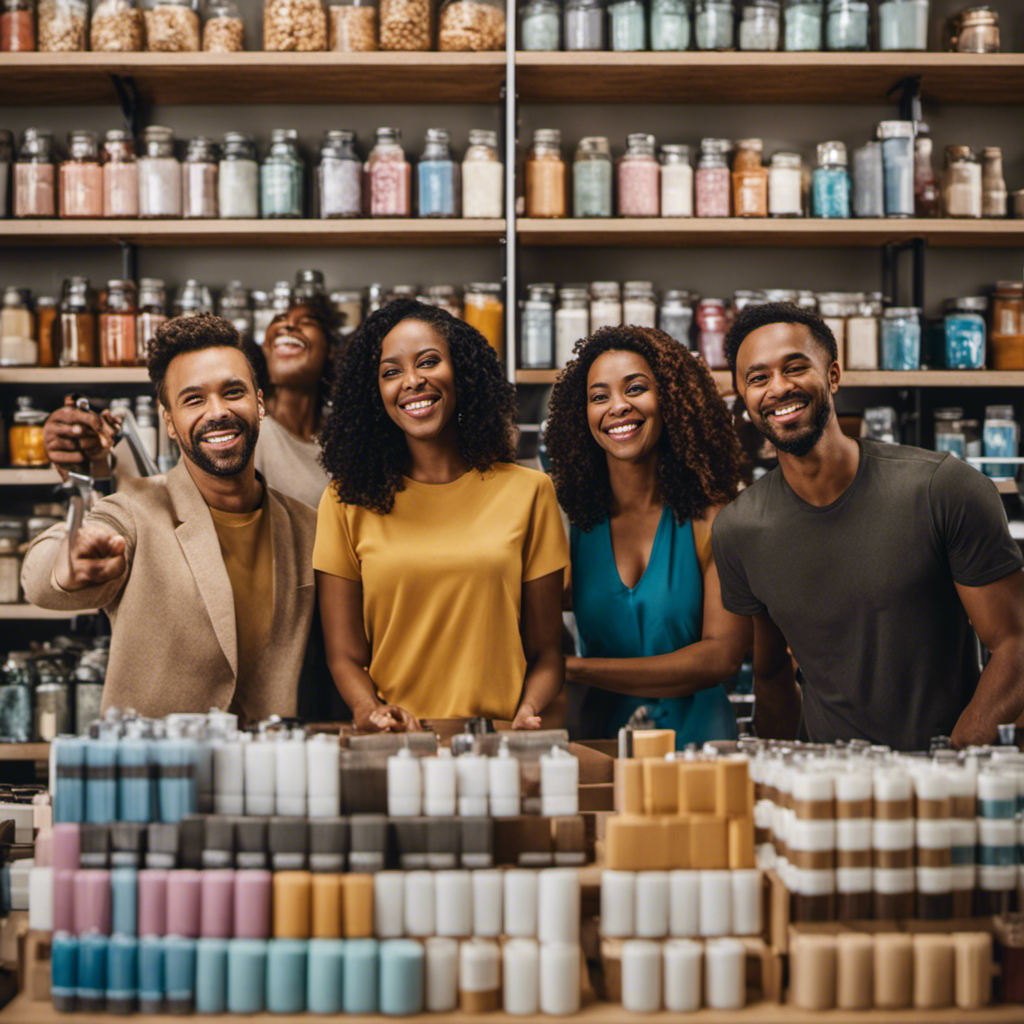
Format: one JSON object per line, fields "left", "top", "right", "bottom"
{"left": 756, "top": 391, "right": 832, "bottom": 458}
{"left": 178, "top": 413, "right": 259, "bottom": 477}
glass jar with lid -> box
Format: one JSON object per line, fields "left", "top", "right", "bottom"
{"left": 739, "top": 0, "right": 779, "bottom": 49}
{"left": 331, "top": 288, "right": 365, "bottom": 334}
{"left": 366, "top": 127, "right": 410, "bottom": 218}
{"left": 521, "top": 283, "right": 555, "bottom": 369}
{"left": 101, "top": 129, "right": 138, "bottom": 218}
{"left": 9, "top": 396, "right": 47, "bottom": 465}
{"left": 318, "top": 129, "right": 362, "bottom": 218}
{"left": 100, "top": 280, "right": 138, "bottom": 366}
{"left": 183, "top": 136, "right": 218, "bottom": 219}
{"left": 219, "top": 131, "right": 258, "bottom": 219}
{"left": 91, "top": 0, "right": 144, "bottom": 49}
{"left": 438, "top": 0, "right": 505, "bottom": 51}
{"left": 563, "top": 0, "right": 603, "bottom": 48}
{"left": 826, "top": 0, "right": 867, "bottom": 49}
{"left": 202, "top": 0, "right": 244, "bottom": 49}
{"left": 521, "top": 0, "right": 559, "bottom": 49}
{"left": 623, "top": 281, "right": 656, "bottom": 327}
{"left": 732, "top": 138, "right": 767, "bottom": 217}
{"left": 650, "top": 0, "right": 689, "bottom": 49}
{"left": 251, "top": 290, "right": 273, "bottom": 345}
{"left": 294, "top": 267, "right": 326, "bottom": 303}
{"left": 913, "top": 128, "right": 940, "bottom": 218}
{"left": 379, "top": 0, "right": 428, "bottom": 49}
{"left": 982, "top": 405, "right": 1018, "bottom": 481}
{"left": 934, "top": 407, "right": 966, "bottom": 458}
{"left": 261, "top": 128, "right": 304, "bottom": 218}
{"left": 218, "top": 280, "right": 253, "bottom": 341}
{"left": 608, "top": 0, "right": 644, "bottom": 49}
{"left": 462, "top": 129, "right": 503, "bottom": 219}
{"left": 618, "top": 134, "right": 659, "bottom": 217}
{"left": 463, "top": 283, "right": 504, "bottom": 357}
{"left": 271, "top": 278, "right": 293, "bottom": 316}
{"left": 417, "top": 128, "right": 459, "bottom": 218}
{"left": 981, "top": 146, "right": 1006, "bottom": 218}
{"left": 695, "top": 0, "right": 732, "bottom": 48}
{"left": 878, "top": 0, "right": 927, "bottom": 50}
{"left": 144, "top": 0, "right": 200, "bottom": 49}
{"left": 0, "top": 288, "right": 36, "bottom": 366}
{"left": 526, "top": 129, "right": 566, "bottom": 219}
{"left": 138, "top": 126, "right": 181, "bottom": 218}
{"left": 555, "top": 284, "right": 588, "bottom": 365}
{"left": 59, "top": 130, "right": 103, "bottom": 218}
{"left": 659, "top": 289, "right": 692, "bottom": 345}
{"left": 845, "top": 292, "right": 881, "bottom": 369}
{"left": 880, "top": 306, "right": 921, "bottom": 370}
{"left": 768, "top": 152, "right": 802, "bottom": 216}
{"left": 659, "top": 144, "right": 692, "bottom": 218}
{"left": 784, "top": 0, "right": 821, "bottom": 49}
{"left": 56, "top": 276, "right": 96, "bottom": 367}
{"left": 137, "top": 278, "right": 168, "bottom": 356}
{"left": 990, "top": 282, "right": 1024, "bottom": 369}
{"left": 38, "top": 0, "right": 88, "bottom": 50}
{"left": 14, "top": 129, "right": 56, "bottom": 219}
{"left": 174, "top": 278, "right": 214, "bottom": 317}
{"left": 948, "top": 5, "right": 998, "bottom": 53}
{"left": 1, "top": 0, "right": 35, "bottom": 49}
{"left": 590, "top": 281, "right": 622, "bottom": 330}
{"left": 36, "top": 295, "right": 57, "bottom": 366}
{"left": 811, "top": 141, "right": 850, "bottom": 218}
{"left": 816, "top": 291, "right": 851, "bottom": 356}
{"left": 944, "top": 296, "right": 986, "bottom": 370}
{"left": 942, "top": 145, "right": 981, "bottom": 218}
{"left": 328, "top": 0, "right": 377, "bottom": 50}
{"left": 695, "top": 138, "right": 731, "bottom": 217}
{"left": 573, "top": 136, "right": 612, "bottom": 218}
{"left": 264, "top": 0, "right": 327, "bottom": 47}
{"left": 696, "top": 298, "right": 728, "bottom": 368}
{"left": 878, "top": 120, "right": 914, "bottom": 217}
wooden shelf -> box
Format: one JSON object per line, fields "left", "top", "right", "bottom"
{"left": 0, "top": 367, "right": 149, "bottom": 384}
{"left": 0, "top": 605, "right": 100, "bottom": 619}
{"left": 0, "top": 468, "right": 60, "bottom": 485}
{"left": 0, "top": 52, "right": 506, "bottom": 105}
{"left": 516, "top": 219, "right": 1024, "bottom": 249}
{"left": 995, "top": 479, "right": 1019, "bottom": 494}
{"left": 0, "top": 743, "right": 49, "bottom": 761}
{"left": 515, "top": 52, "right": 1024, "bottom": 105}
{"left": 0, "top": 219, "right": 506, "bottom": 248}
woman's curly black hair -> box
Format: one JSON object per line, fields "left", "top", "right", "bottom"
{"left": 319, "top": 298, "right": 517, "bottom": 514}
{"left": 545, "top": 325, "right": 744, "bottom": 531}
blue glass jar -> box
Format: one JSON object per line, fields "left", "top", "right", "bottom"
{"left": 650, "top": 0, "right": 689, "bottom": 48}
{"left": 573, "top": 136, "right": 612, "bottom": 217}
{"left": 0, "top": 650, "right": 31, "bottom": 743}
{"left": 608, "top": 0, "right": 645, "bottom": 49}
{"left": 944, "top": 297, "right": 987, "bottom": 370}
{"left": 826, "top": 0, "right": 867, "bottom": 49}
{"left": 520, "top": 0, "right": 560, "bottom": 49}
{"left": 811, "top": 140, "right": 850, "bottom": 218}
{"left": 417, "top": 128, "right": 458, "bottom": 218}
{"left": 878, "top": 120, "right": 914, "bottom": 218}
{"left": 983, "top": 405, "right": 1019, "bottom": 480}
{"left": 934, "top": 408, "right": 966, "bottom": 459}
{"left": 880, "top": 307, "right": 921, "bottom": 370}
{"left": 695, "top": 0, "right": 732, "bottom": 47}
{"left": 784, "top": 0, "right": 821, "bottom": 49}
{"left": 260, "top": 129, "right": 304, "bottom": 219}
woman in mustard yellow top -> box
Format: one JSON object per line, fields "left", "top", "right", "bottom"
{"left": 314, "top": 298, "right": 568, "bottom": 732}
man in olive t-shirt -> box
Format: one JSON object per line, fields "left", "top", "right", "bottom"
{"left": 711, "top": 302, "right": 1024, "bottom": 751}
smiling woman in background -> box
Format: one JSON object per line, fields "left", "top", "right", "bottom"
{"left": 313, "top": 298, "right": 568, "bottom": 733}
{"left": 545, "top": 325, "right": 750, "bottom": 747}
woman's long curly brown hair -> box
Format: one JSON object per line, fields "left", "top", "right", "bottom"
{"left": 319, "top": 298, "right": 517, "bottom": 514}
{"left": 545, "top": 326, "right": 744, "bottom": 531}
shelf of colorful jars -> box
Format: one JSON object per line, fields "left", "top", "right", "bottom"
{"left": 0, "top": 52, "right": 507, "bottom": 106}
{"left": 0, "top": 219, "right": 507, "bottom": 247}
{"left": 515, "top": 219, "right": 1024, "bottom": 248}
{"left": 0, "top": 468, "right": 61, "bottom": 485}
{"left": 0, "top": 367, "right": 149, "bottom": 384}
{"left": 0, "top": 605, "right": 98, "bottom": 619}
{"left": 514, "top": 52, "right": 1024, "bottom": 106}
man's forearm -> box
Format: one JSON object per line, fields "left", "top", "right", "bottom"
{"left": 754, "top": 662, "right": 801, "bottom": 740}
{"left": 519, "top": 650, "right": 564, "bottom": 719}
{"left": 951, "top": 639, "right": 1024, "bottom": 748}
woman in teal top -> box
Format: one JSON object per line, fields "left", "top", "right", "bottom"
{"left": 545, "top": 325, "right": 751, "bottom": 747}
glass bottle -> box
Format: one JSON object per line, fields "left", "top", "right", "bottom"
{"left": 981, "top": 146, "right": 1006, "bottom": 218}
{"left": 608, "top": 0, "right": 644, "bottom": 49}
{"left": 100, "top": 280, "right": 138, "bottom": 367}
{"left": 417, "top": 128, "right": 459, "bottom": 219}
{"left": 738, "top": 0, "right": 779, "bottom": 49}
{"left": 329, "top": 0, "right": 378, "bottom": 50}
{"left": 102, "top": 129, "right": 138, "bottom": 218}
{"left": 1, "top": 0, "right": 35, "bottom": 49}
{"left": 144, "top": 0, "right": 200, "bottom": 50}
{"left": 318, "top": 129, "right": 362, "bottom": 218}
{"left": 618, "top": 133, "right": 659, "bottom": 217}
{"left": 573, "top": 136, "right": 612, "bottom": 218}
{"left": 982, "top": 405, "right": 1018, "bottom": 481}
{"left": 942, "top": 145, "right": 981, "bottom": 218}
{"left": 768, "top": 151, "right": 802, "bottom": 216}
{"left": 521, "top": 283, "right": 555, "bottom": 369}
{"left": 732, "top": 138, "right": 767, "bottom": 217}
{"left": 659, "top": 288, "right": 692, "bottom": 345}
{"left": 623, "top": 280, "right": 656, "bottom": 327}
{"left": 933, "top": 407, "right": 966, "bottom": 456}
{"left": 826, "top": 0, "right": 867, "bottom": 49}
{"left": 182, "top": 135, "right": 218, "bottom": 219}
{"left": 811, "top": 141, "right": 850, "bottom": 218}
{"left": 880, "top": 306, "right": 921, "bottom": 370}
{"left": 366, "top": 127, "right": 410, "bottom": 218}
{"left": 555, "top": 284, "right": 588, "bottom": 365}
{"left": 218, "top": 280, "right": 253, "bottom": 342}
{"left": 14, "top": 129, "right": 56, "bottom": 219}
{"left": 463, "top": 283, "right": 504, "bottom": 357}
{"left": 944, "top": 296, "right": 986, "bottom": 370}
{"left": 784, "top": 0, "right": 821, "bottom": 49}
{"left": 0, "top": 288, "right": 37, "bottom": 366}
{"left": 695, "top": 138, "right": 731, "bottom": 217}
{"left": 137, "top": 278, "right": 168, "bottom": 358}
{"left": 59, "top": 130, "right": 103, "bottom": 218}
{"left": 563, "top": 0, "right": 603, "bottom": 48}
{"left": 38, "top": 0, "right": 88, "bottom": 50}
{"left": 91, "top": 0, "right": 144, "bottom": 50}
{"left": 202, "top": 0, "right": 244, "bottom": 49}
{"left": 521, "top": 0, "right": 560, "bottom": 49}
{"left": 696, "top": 297, "right": 728, "bottom": 368}
{"left": 878, "top": 0, "right": 927, "bottom": 50}
{"left": 695, "top": 0, "right": 732, "bottom": 48}
{"left": 218, "top": 131, "right": 259, "bottom": 219}
{"left": 660, "top": 144, "right": 692, "bottom": 217}
{"left": 9, "top": 398, "right": 48, "bottom": 466}
{"left": 57, "top": 276, "right": 97, "bottom": 367}
{"left": 462, "top": 129, "right": 503, "bottom": 219}
{"left": 650, "top": 0, "right": 688, "bottom": 48}
{"left": 852, "top": 140, "right": 884, "bottom": 217}
{"left": 138, "top": 125, "right": 182, "bottom": 218}
{"left": 525, "top": 129, "right": 566, "bottom": 219}
{"left": 878, "top": 120, "right": 914, "bottom": 218}
{"left": 913, "top": 129, "right": 940, "bottom": 218}
{"left": 261, "top": 128, "right": 304, "bottom": 218}
{"left": 590, "top": 281, "right": 622, "bottom": 330}
{"left": 36, "top": 295, "right": 57, "bottom": 366}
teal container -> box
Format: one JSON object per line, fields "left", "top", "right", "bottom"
{"left": 106, "top": 934, "right": 138, "bottom": 1015}
{"left": 111, "top": 867, "right": 138, "bottom": 937}
{"left": 117, "top": 734, "right": 153, "bottom": 823}
{"left": 573, "top": 144, "right": 613, "bottom": 218}
{"left": 650, "top": 0, "right": 690, "bottom": 48}
{"left": 342, "top": 938, "right": 379, "bottom": 1014}
{"left": 51, "top": 932, "right": 79, "bottom": 1013}
{"left": 379, "top": 939, "right": 425, "bottom": 1016}
{"left": 195, "top": 938, "right": 229, "bottom": 1014}
{"left": 267, "top": 939, "right": 307, "bottom": 1014}
{"left": 307, "top": 939, "right": 345, "bottom": 1014}
{"left": 77, "top": 933, "right": 109, "bottom": 1013}
{"left": 138, "top": 935, "right": 164, "bottom": 1014}
{"left": 609, "top": 0, "right": 646, "bottom": 47}
{"left": 228, "top": 938, "right": 268, "bottom": 1015}
{"left": 164, "top": 936, "right": 196, "bottom": 1014}
{"left": 86, "top": 739, "right": 119, "bottom": 824}
{"left": 53, "top": 736, "right": 86, "bottom": 824}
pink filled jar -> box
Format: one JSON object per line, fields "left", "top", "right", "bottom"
{"left": 14, "top": 129, "right": 56, "bottom": 218}
{"left": 618, "top": 132, "right": 659, "bottom": 216}
{"left": 182, "top": 135, "right": 218, "bottom": 218}
{"left": 697, "top": 297, "right": 728, "bottom": 368}
{"left": 102, "top": 129, "right": 138, "bottom": 217}
{"left": 60, "top": 129, "right": 103, "bottom": 218}
{"left": 366, "top": 126, "right": 410, "bottom": 217}
{"left": 695, "top": 137, "right": 731, "bottom": 218}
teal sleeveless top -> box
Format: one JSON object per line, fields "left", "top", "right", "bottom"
{"left": 570, "top": 508, "right": 737, "bottom": 748}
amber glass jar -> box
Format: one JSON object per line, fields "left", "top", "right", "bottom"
{"left": 732, "top": 138, "right": 767, "bottom": 217}
{"left": 57, "top": 276, "right": 97, "bottom": 366}
{"left": 9, "top": 396, "right": 48, "bottom": 467}
{"left": 99, "top": 279, "right": 138, "bottom": 366}
{"left": 525, "top": 129, "right": 566, "bottom": 218}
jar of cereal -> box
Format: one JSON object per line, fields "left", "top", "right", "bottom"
{"left": 38, "top": 0, "right": 88, "bottom": 50}
{"left": 439, "top": 0, "right": 504, "bottom": 49}
{"left": 264, "top": 0, "right": 327, "bottom": 49}
{"left": 202, "top": 0, "right": 244, "bottom": 49}
{"left": 90, "top": 0, "right": 143, "bottom": 49}
{"left": 329, "top": 0, "right": 376, "bottom": 48}
{"left": 379, "top": 0, "right": 430, "bottom": 49}
{"left": 144, "top": 0, "right": 199, "bottom": 50}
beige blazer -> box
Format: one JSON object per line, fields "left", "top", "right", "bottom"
{"left": 21, "top": 462, "right": 316, "bottom": 721}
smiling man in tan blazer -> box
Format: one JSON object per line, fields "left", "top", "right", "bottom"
{"left": 22, "top": 313, "right": 316, "bottom": 722}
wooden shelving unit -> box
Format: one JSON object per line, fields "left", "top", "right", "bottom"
{"left": 0, "top": 605, "right": 99, "bottom": 619}
{"left": 0, "top": 468, "right": 60, "bottom": 485}
{"left": 0, "top": 367, "right": 149, "bottom": 384}
{"left": 0, "top": 743, "right": 49, "bottom": 762}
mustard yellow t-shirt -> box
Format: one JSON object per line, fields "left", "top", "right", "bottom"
{"left": 312, "top": 463, "right": 569, "bottom": 720}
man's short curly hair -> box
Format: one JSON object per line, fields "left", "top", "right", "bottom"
{"left": 319, "top": 298, "right": 517, "bottom": 515}
{"left": 147, "top": 312, "right": 259, "bottom": 407}
{"left": 724, "top": 301, "right": 838, "bottom": 385}
{"left": 545, "top": 326, "right": 744, "bottom": 531}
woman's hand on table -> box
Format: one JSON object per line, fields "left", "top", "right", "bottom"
{"left": 511, "top": 701, "right": 541, "bottom": 730}
{"left": 355, "top": 703, "right": 423, "bottom": 733}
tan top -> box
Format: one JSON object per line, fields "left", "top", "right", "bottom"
{"left": 254, "top": 415, "right": 328, "bottom": 509}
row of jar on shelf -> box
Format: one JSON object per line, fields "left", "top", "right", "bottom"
{"left": 523, "top": 127, "right": 1021, "bottom": 220}
{"left": 0, "top": 0, "right": 504, "bottom": 52}
{"left": 519, "top": 0, "right": 1002, "bottom": 54}
{"left": 0, "top": 126, "right": 504, "bottom": 221}
{"left": 517, "top": 279, "right": 1024, "bottom": 373}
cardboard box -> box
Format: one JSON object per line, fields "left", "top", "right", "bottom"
{"left": 688, "top": 814, "right": 728, "bottom": 869}
{"left": 642, "top": 758, "right": 679, "bottom": 816}
{"left": 678, "top": 761, "right": 717, "bottom": 814}
{"left": 630, "top": 729, "right": 675, "bottom": 759}
{"left": 613, "top": 758, "right": 644, "bottom": 815}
